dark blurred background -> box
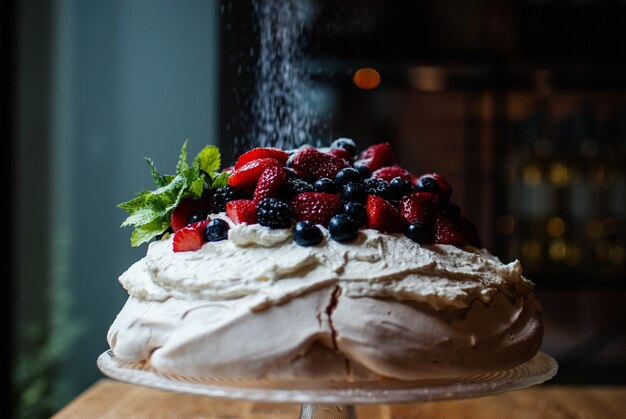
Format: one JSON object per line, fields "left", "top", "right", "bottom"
{"left": 8, "top": 0, "right": 626, "bottom": 417}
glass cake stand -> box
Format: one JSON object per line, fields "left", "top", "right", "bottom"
{"left": 97, "top": 350, "right": 557, "bottom": 419}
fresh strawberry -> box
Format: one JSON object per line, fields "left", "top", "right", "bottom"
{"left": 365, "top": 194, "right": 408, "bottom": 234}
{"left": 225, "top": 199, "right": 258, "bottom": 224}
{"left": 371, "top": 166, "right": 413, "bottom": 183}
{"left": 290, "top": 192, "right": 342, "bottom": 226}
{"left": 433, "top": 213, "right": 476, "bottom": 247}
{"left": 328, "top": 147, "right": 353, "bottom": 163}
{"left": 416, "top": 173, "right": 452, "bottom": 203}
{"left": 400, "top": 192, "right": 439, "bottom": 224}
{"left": 234, "top": 147, "right": 289, "bottom": 169}
{"left": 172, "top": 219, "right": 210, "bottom": 252}
{"left": 354, "top": 143, "right": 395, "bottom": 171}
{"left": 289, "top": 147, "right": 349, "bottom": 180}
{"left": 253, "top": 165, "right": 286, "bottom": 204}
{"left": 228, "top": 158, "right": 282, "bottom": 192}
{"left": 170, "top": 198, "right": 210, "bottom": 232}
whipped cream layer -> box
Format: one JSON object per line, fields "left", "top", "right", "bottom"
{"left": 120, "top": 221, "right": 534, "bottom": 311}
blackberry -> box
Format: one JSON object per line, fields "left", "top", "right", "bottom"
{"left": 364, "top": 178, "right": 390, "bottom": 199}
{"left": 280, "top": 177, "right": 314, "bottom": 198}
{"left": 256, "top": 198, "right": 293, "bottom": 229}
{"left": 213, "top": 186, "right": 246, "bottom": 213}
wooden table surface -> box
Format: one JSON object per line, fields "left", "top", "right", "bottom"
{"left": 52, "top": 379, "right": 626, "bottom": 419}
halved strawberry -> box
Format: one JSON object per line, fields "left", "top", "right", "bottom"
{"left": 253, "top": 165, "right": 286, "bottom": 204}
{"left": 225, "top": 199, "right": 258, "bottom": 224}
{"left": 354, "top": 143, "right": 395, "bottom": 171}
{"left": 416, "top": 173, "right": 452, "bottom": 203}
{"left": 170, "top": 199, "right": 210, "bottom": 232}
{"left": 291, "top": 192, "right": 342, "bottom": 226}
{"left": 371, "top": 166, "right": 413, "bottom": 183}
{"left": 234, "top": 147, "right": 289, "bottom": 169}
{"left": 433, "top": 213, "right": 478, "bottom": 247}
{"left": 400, "top": 192, "right": 439, "bottom": 224}
{"left": 365, "top": 194, "right": 408, "bottom": 234}
{"left": 228, "top": 158, "right": 282, "bottom": 192}
{"left": 289, "top": 147, "right": 349, "bottom": 180}
{"left": 172, "top": 219, "right": 210, "bottom": 252}
{"left": 328, "top": 147, "right": 354, "bottom": 163}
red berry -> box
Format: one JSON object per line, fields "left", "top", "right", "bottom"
{"left": 328, "top": 147, "right": 353, "bottom": 163}
{"left": 365, "top": 194, "right": 408, "bottom": 234}
{"left": 400, "top": 192, "right": 439, "bottom": 224}
{"left": 416, "top": 173, "right": 452, "bottom": 203}
{"left": 371, "top": 166, "right": 413, "bottom": 183}
{"left": 354, "top": 143, "right": 395, "bottom": 171}
{"left": 253, "top": 165, "right": 286, "bottom": 204}
{"left": 433, "top": 213, "right": 469, "bottom": 247}
{"left": 291, "top": 192, "right": 342, "bottom": 226}
{"left": 172, "top": 219, "right": 210, "bottom": 252}
{"left": 234, "top": 147, "right": 289, "bottom": 169}
{"left": 289, "top": 147, "right": 349, "bottom": 180}
{"left": 225, "top": 199, "right": 258, "bottom": 224}
{"left": 228, "top": 158, "right": 282, "bottom": 192}
{"left": 170, "top": 199, "right": 210, "bottom": 232}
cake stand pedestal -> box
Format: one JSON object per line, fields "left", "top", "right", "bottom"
{"left": 97, "top": 350, "right": 557, "bottom": 419}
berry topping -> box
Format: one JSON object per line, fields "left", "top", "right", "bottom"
{"left": 280, "top": 177, "right": 315, "bottom": 198}
{"left": 335, "top": 167, "right": 363, "bottom": 188}
{"left": 172, "top": 219, "right": 210, "bottom": 252}
{"left": 364, "top": 177, "right": 391, "bottom": 199}
{"left": 365, "top": 194, "right": 408, "bottom": 234}
{"left": 415, "top": 176, "right": 439, "bottom": 193}
{"left": 328, "top": 214, "right": 360, "bottom": 242}
{"left": 330, "top": 137, "right": 357, "bottom": 156}
{"left": 228, "top": 158, "right": 282, "bottom": 191}
{"left": 170, "top": 199, "right": 210, "bottom": 232}
{"left": 313, "top": 178, "right": 338, "bottom": 194}
{"left": 289, "top": 147, "right": 350, "bottom": 180}
{"left": 253, "top": 165, "right": 286, "bottom": 204}
{"left": 256, "top": 198, "right": 292, "bottom": 229}
{"left": 371, "top": 166, "right": 413, "bottom": 183}
{"left": 433, "top": 213, "right": 470, "bottom": 247}
{"left": 328, "top": 147, "right": 354, "bottom": 162}
{"left": 225, "top": 200, "right": 258, "bottom": 224}
{"left": 342, "top": 182, "right": 366, "bottom": 204}
{"left": 293, "top": 221, "right": 324, "bottom": 246}
{"left": 355, "top": 142, "right": 395, "bottom": 171}
{"left": 205, "top": 218, "right": 230, "bottom": 242}
{"left": 344, "top": 201, "right": 367, "bottom": 226}
{"left": 405, "top": 221, "right": 432, "bottom": 244}
{"left": 291, "top": 192, "right": 342, "bottom": 226}
{"left": 234, "top": 147, "right": 290, "bottom": 169}
{"left": 400, "top": 192, "right": 439, "bottom": 224}
{"left": 353, "top": 164, "right": 371, "bottom": 180}
{"left": 389, "top": 177, "right": 413, "bottom": 199}
{"left": 416, "top": 173, "right": 452, "bottom": 203}
{"left": 213, "top": 185, "right": 248, "bottom": 213}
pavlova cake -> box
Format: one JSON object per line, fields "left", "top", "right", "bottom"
{"left": 108, "top": 139, "right": 543, "bottom": 381}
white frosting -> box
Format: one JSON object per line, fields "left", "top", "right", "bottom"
{"left": 119, "top": 225, "right": 534, "bottom": 311}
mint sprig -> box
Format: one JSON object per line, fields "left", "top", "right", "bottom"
{"left": 118, "top": 140, "right": 228, "bottom": 247}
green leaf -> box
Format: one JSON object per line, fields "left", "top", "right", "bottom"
{"left": 120, "top": 208, "right": 159, "bottom": 228}
{"left": 130, "top": 219, "right": 170, "bottom": 247}
{"left": 211, "top": 171, "right": 230, "bottom": 189}
{"left": 194, "top": 145, "right": 221, "bottom": 174}
{"left": 145, "top": 157, "right": 167, "bottom": 188}
{"left": 176, "top": 140, "right": 189, "bottom": 174}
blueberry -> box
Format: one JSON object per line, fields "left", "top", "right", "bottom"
{"left": 416, "top": 176, "right": 440, "bottom": 193}
{"left": 188, "top": 213, "right": 206, "bottom": 225}
{"left": 335, "top": 167, "right": 363, "bottom": 188}
{"left": 353, "top": 165, "right": 371, "bottom": 180}
{"left": 205, "top": 219, "right": 229, "bottom": 242}
{"left": 330, "top": 138, "right": 357, "bottom": 156}
{"left": 328, "top": 214, "right": 360, "bottom": 242}
{"left": 389, "top": 177, "right": 412, "bottom": 199}
{"left": 405, "top": 221, "right": 430, "bottom": 244}
{"left": 292, "top": 221, "right": 323, "bottom": 246}
{"left": 314, "top": 178, "right": 338, "bottom": 194}
{"left": 342, "top": 182, "right": 366, "bottom": 204}
{"left": 256, "top": 198, "right": 293, "bottom": 229}
{"left": 344, "top": 202, "right": 367, "bottom": 226}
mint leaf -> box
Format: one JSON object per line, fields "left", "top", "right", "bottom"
{"left": 118, "top": 140, "right": 230, "bottom": 247}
